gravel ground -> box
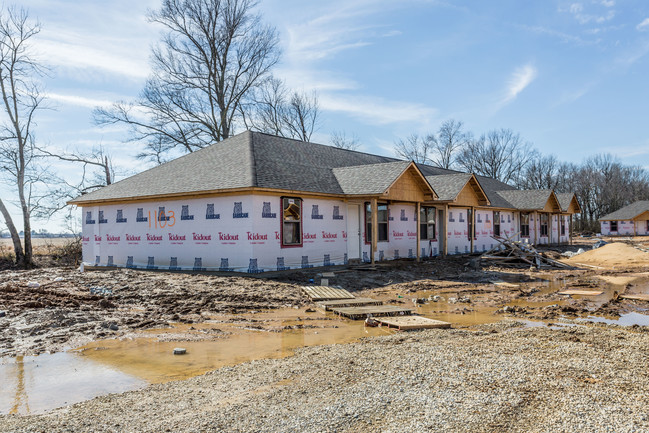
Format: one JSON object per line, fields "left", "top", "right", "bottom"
{"left": 3, "top": 322, "right": 649, "bottom": 433}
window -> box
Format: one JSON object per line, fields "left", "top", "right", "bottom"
{"left": 420, "top": 207, "right": 436, "bottom": 240}
{"left": 467, "top": 209, "right": 473, "bottom": 241}
{"left": 365, "top": 203, "right": 389, "bottom": 243}
{"left": 282, "top": 197, "right": 302, "bottom": 246}
{"left": 561, "top": 217, "right": 566, "bottom": 236}
{"left": 521, "top": 213, "right": 530, "bottom": 237}
{"left": 610, "top": 220, "right": 618, "bottom": 232}
{"left": 493, "top": 211, "right": 501, "bottom": 237}
{"left": 540, "top": 214, "right": 548, "bottom": 237}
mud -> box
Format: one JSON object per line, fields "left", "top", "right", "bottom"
{"left": 2, "top": 239, "right": 649, "bottom": 360}
{"left": 0, "top": 268, "right": 307, "bottom": 356}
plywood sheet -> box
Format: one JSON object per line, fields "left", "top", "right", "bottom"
{"left": 377, "top": 316, "right": 451, "bottom": 330}
{"left": 302, "top": 286, "right": 354, "bottom": 301}
{"left": 620, "top": 293, "right": 649, "bottom": 301}
{"left": 330, "top": 305, "right": 412, "bottom": 319}
{"left": 317, "top": 298, "right": 383, "bottom": 311}
{"left": 558, "top": 289, "right": 603, "bottom": 296}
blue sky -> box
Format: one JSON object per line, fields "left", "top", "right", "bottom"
{"left": 5, "top": 0, "right": 649, "bottom": 231}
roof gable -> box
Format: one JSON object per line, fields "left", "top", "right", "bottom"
{"left": 556, "top": 193, "right": 581, "bottom": 214}
{"left": 424, "top": 173, "right": 489, "bottom": 206}
{"left": 334, "top": 161, "right": 436, "bottom": 199}
{"left": 495, "top": 189, "right": 560, "bottom": 211}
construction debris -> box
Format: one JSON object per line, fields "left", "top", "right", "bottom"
{"left": 480, "top": 234, "right": 574, "bottom": 269}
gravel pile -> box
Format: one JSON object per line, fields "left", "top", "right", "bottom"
{"left": 3, "top": 322, "right": 649, "bottom": 432}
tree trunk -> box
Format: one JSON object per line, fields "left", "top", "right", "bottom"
{"left": 0, "top": 197, "right": 24, "bottom": 264}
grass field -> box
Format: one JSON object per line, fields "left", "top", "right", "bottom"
{"left": 0, "top": 237, "right": 75, "bottom": 256}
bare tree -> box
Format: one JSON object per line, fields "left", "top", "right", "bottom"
{"left": 456, "top": 128, "right": 536, "bottom": 185}
{"left": 284, "top": 90, "right": 319, "bottom": 142}
{"left": 242, "top": 77, "right": 320, "bottom": 141}
{"left": 330, "top": 130, "right": 360, "bottom": 150}
{"left": 433, "top": 119, "right": 470, "bottom": 169}
{"left": 39, "top": 145, "right": 114, "bottom": 190}
{"left": 518, "top": 154, "right": 562, "bottom": 190}
{"left": 241, "top": 76, "right": 287, "bottom": 136}
{"left": 394, "top": 133, "right": 437, "bottom": 164}
{"left": 0, "top": 6, "right": 45, "bottom": 268}
{"left": 95, "top": 0, "right": 280, "bottom": 162}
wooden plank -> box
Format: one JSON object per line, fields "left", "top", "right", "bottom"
{"left": 302, "top": 285, "right": 354, "bottom": 301}
{"left": 331, "top": 305, "right": 412, "bottom": 320}
{"left": 377, "top": 316, "right": 451, "bottom": 330}
{"left": 558, "top": 289, "right": 604, "bottom": 296}
{"left": 317, "top": 298, "right": 383, "bottom": 311}
{"left": 620, "top": 293, "right": 649, "bottom": 302}
{"left": 490, "top": 280, "right": 520, "bottom": 288}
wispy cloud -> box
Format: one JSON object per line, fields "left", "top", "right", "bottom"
{"left": 499, "top": 64, "right": 537, "bottom": 107}
{"left": 46, "top": 93, "right": 116, "bottom": 109}
{"left": 637, "top": 18, "right": 649, "bottom": 31}
{"left": 27, "top": 0, "right": 157, "bottom": 81}
{"left": 519, "top": 25, "right": 591, "bottom": 46}
{"left": 553, "top": 81, "right": 597, "bottom": 106}
{"left": 319, "top": 93, "right": 436, "bottom": 126}
{"left": 560, "top": 2, "right": 616, "bottom": 25}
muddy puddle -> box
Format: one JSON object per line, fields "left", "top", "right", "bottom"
{"left": 0, "top": 310, "right": 391, "bottom": 415}
{"left": 0, "top": 352, "right": 146, "bottom": 415}
{"left": 3, "top": 272, "right": 649, "bottom": 416}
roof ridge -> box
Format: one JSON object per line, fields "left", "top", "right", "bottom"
{"left": 248, "top": 130, "right": 403, "bottom": 162}
{"left": 247, "top": 131, "right": 258, "bottom": 187}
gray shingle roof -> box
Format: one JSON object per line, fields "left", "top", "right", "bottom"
{"left": 70, "top": 132, "right": 255, "bottom": 203}
{"left": 333, "top": 161, "right": 412, "bottom": 195}
{"left": 70, "top": 131, "right": 575, "bottom": 214}
{"left": 495, "top": 190, "right": 556, "bottom": 211}
{"left": 424, "top": 173, "right": 473, "bottom": 201}
{"left": 71, "top": 131, "right": 399, "bottom": 203}
{"left": 599, "top": 201, "right": 649, "bottom": 221}
{"left": 556, "top": 193, "right": 579, "bottom": 213}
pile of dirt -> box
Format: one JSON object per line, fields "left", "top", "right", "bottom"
{"left": 563, "top": 242, "right": 649, "bottom": 269}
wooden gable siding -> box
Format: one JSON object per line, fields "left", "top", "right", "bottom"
{"left": 633, "top": 210, "right": 649, "bottom": 221}
{"left": 385, "top": 168, "right": 430, "bottom": 202}
{"left": 543, "top": 194, "right": 561, "bottom": 213}
{"left": 566, "top": 199, "right": 580, "bottom": 214}
{"left": 454, "top": 182, "right": 480, "bottom": 207}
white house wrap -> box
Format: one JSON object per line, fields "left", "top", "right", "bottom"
{"left": 71, "top": 132, "right": 580, "bottom": 272}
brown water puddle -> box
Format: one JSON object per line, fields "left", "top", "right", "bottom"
{"left": 78, "top": 311, "right": 391, "bottom": 384}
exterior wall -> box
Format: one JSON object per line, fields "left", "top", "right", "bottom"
{"left": 601, "top": 220, "right": 635, "bottom": 236}
{"left": 250, "top": 196, "right": 348, "bottom": 272}
{"left": 499, "top": 211, "right": 517, "bottom": 240}
{"left": 636, "top": 220, "right": 649, "bottom": 235}
{"left": 359, "top": 203, "right": 427, "bottom": 262}
{"left": 559, "top": 215, "right": 570, "bottom": 243}
{"left": 475, "top": 209, "right": 494, "bottom": 253}
{"left": 551, "top": 214, "right": 559, "bottom": 244}
{"left": 81, "top": 196, "right": 436, "bottom": 272}
{"left": 536, "top": 212, "right": 549, "bottom": 245}
{"left": 82, "top": 195, "right": 255, "bottom": 272}
{"left": 446, "top": 207, "right": 471, "bottom": 255}
{"left": 81, "top": 193, "right": 577, "bottom": 272}
{"left": 82, "top": 195, "right": 353, "bottom": 273}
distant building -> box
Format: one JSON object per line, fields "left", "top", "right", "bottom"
{"left": 599, "top": 201, "right": 649, "bottom": 236}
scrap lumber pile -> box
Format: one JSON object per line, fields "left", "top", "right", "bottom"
{"left": 481, "top": 234, "right": 573, "bottom": 269}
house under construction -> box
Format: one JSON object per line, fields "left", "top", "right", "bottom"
{"left": 69, "top": 131, "right": 581, "bottom": 273}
